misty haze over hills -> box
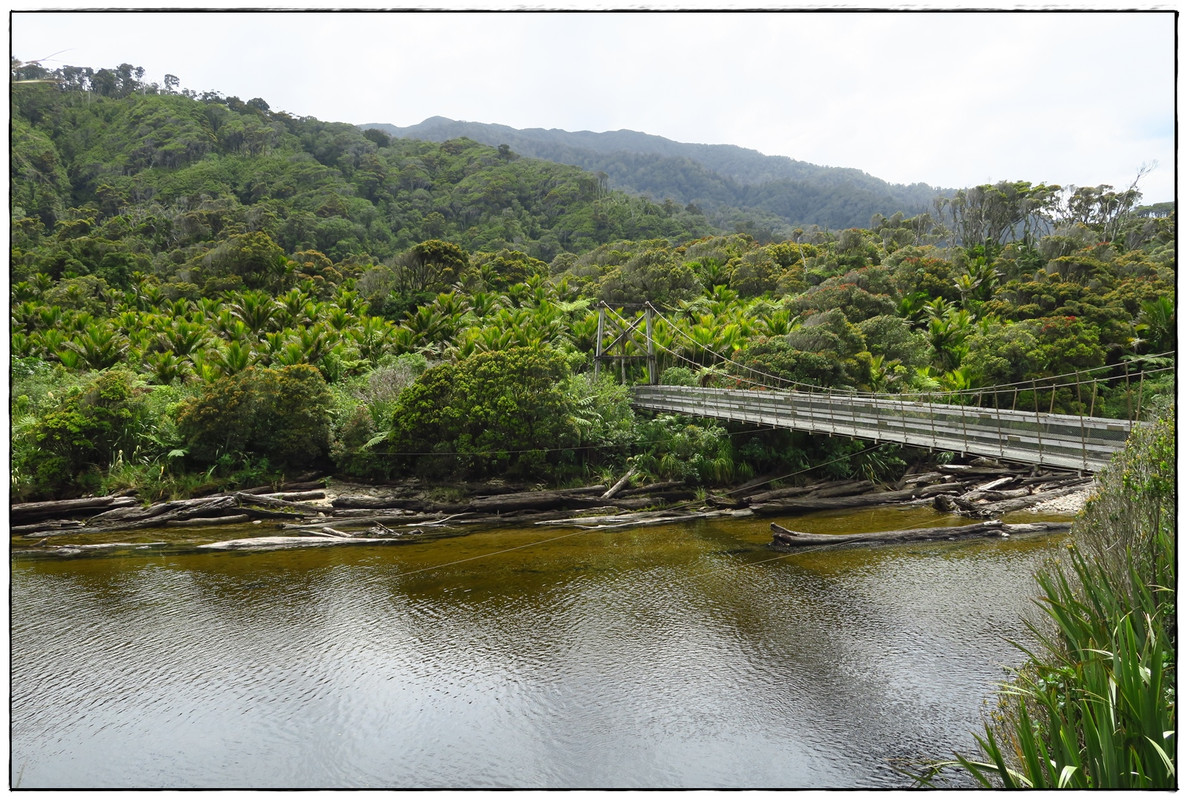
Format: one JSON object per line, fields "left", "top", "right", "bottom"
{"left": 363, "top": 117, "right": 949, "bottom": 236}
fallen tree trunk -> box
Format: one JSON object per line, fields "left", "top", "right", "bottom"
{"left": 331, "top": 495, "right": 427, "bottom": 511}
{"left": 467, "top": 487, "right": 608, "bottom": 513}
{"left": 165, "top": 514, "right": 252, "bottom": 527}
{"left": 807, "top": 480, "right": 875, "bottom": 498}
{"left": 770, "top": 520, "right": 1071, "bottom": 549}
{"left": 11, "top": 495, "right": 139, "bottom": 524}
{"left": 254, "top": 490, "right": 326, "bottom": 502}
{"left": 965, "top": 484, "right": 1093, "bottom": 518}
{"left": 938, "top": 464, "right": 1026, "bottom": 478}
{"left": 11, "top": 519, "right": 86, "bottom": 536}
{"left": 87, "top": 494, "right": 237, "bottom": 524}
{"left": 750, "top": 486, "right": 920, "bottom": 515}
{"left": 232, "top": 492, "right": 326, "bottom": 515}
{"left": 913, "top": 482, "right": 969, "bottom": 498}
{"left": 742, "top": 485, "right": 816, "bottom": 504}
{"left": 601, "top": 467, "right": 638, "bottom": 500}
{"left": 618, "top": 480, "right": 686, "bottom": 498}
{"left": 197, "top": 535, "right": 409, "bottom": 551}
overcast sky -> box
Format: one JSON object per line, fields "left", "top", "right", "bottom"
{"left": 12, "top": 7, "right": 1177, "bottom": 202}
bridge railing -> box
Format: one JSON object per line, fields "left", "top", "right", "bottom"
{"left": 630, "top": 385, "right": 1135, "bottom": 472}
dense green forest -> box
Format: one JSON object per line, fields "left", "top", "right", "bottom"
{"left": 10, "top": 60, "right": 1176, "bottom": 502}
{"left": 366, "top": 117, "right": 943, "bottom": 236}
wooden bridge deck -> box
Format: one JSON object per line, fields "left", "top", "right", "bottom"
{"left": 630, "top": 385, "right": 1135, "bottom": 472}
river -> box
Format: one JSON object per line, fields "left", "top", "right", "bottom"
{"left": 10, "top": 505, "right": 1066, "bottom": 789}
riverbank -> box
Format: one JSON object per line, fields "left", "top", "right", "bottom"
{"left": 11, "top": 456, "right": 1090, "bottom": 557}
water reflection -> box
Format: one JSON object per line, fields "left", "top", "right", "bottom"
{"left": 11, "top": 511, "right": 1063, "bottom": 788}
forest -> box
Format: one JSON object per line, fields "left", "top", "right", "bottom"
{"left": 9, "top": 59, "right": 1177, "bottom": 503}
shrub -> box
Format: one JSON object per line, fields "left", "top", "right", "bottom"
{"left": 387, "top": 346, "right": 580, "bottom": 480}
{"left": 633, "top": 415, "right": 738, "bottom": 485}
{"left": 177, "top": 364, "right": 332, "bottom": 473}
{"left": 14, "top": 367, "right": 148, "bottom": 499}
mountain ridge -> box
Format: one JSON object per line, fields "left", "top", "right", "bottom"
{"left": 362, "top": 116, "right": 948, "bottom": 234}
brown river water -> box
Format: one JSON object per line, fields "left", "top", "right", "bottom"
{"left": 10, "top": 505, "right": 1070, "bottom": 788}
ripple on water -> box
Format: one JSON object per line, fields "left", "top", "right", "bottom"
{"left": 12, "top": 523, "right": 1060, "bottom": 789}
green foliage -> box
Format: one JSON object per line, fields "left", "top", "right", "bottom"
{"left": 329, "top": 354, "right": 428, "bottom": 480}
{"left": 388, "top": 346, "right": 581, "bottom": 480}
{"left": 13, "top": 368, "right": 149, "bottom": 499}
{"left": 963, "top": 316, "right": 1106, "bottom": 411}
{"left": 660, "top": 366, "right": 699, "bottom": 386}
{"left": 790, "top": 265, "right": 899, "bottom": 321}
{"left": 783, "top": 309, "right": 872, "bottom": 387}
{"left": 597, "top": 245, "right": 700, "bottom": 307}
{"left": 735, "top": 337, "right": 848, "bottom": 388}
{"left": 857, "top": 315, "right": 929, "bottom": 390}
{"left": 633, "top": 415, "right": 739, "bottom": 485}
{"left": 472, "top": 248, "right": 549, "bottom": 292}
{"left": 177, "top": 364, "right": 332, "bottom": 473}
{"left": 566, "top": 371, "right": 637, "bottom": 472}
{"left": 199, "top": 230, "right": 289, "bottom": 291}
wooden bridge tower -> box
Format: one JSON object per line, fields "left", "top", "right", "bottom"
{"left": 593, "top": 302, "right": 658, "bottom": 385}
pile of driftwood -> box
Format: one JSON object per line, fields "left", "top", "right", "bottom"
{"left": 12, "top": 458, "right": 1090, "bottom": 555}
{"left": 10, "top": 473, "right": 706, "bottom": 553}
{"left": 12, "top": 481, "right": 330, "bottom": 537}
{"left": 734, "top": 459, "right": 1092, "bottom": 518}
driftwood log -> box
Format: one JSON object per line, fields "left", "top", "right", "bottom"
{"left": 750, "top": 486, "right": 920, "bottom": 516}
{"left": 770, "top": 520, "right": 1071, "bottom": 550}
{"left": 601, "top": 467, "right": 638, "bottom": 500}
{"left": 466, "top": 486, "right": 607, "bottom": 513}
{"left": 197, "top": 535, "right": 409, "bottom": 551}
{"left": 11, "top": 495, "right": 139, "bottom": 524}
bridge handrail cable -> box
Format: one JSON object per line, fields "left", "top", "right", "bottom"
{"left": 621, "top": 304, "right": 1174, "bottom": 406}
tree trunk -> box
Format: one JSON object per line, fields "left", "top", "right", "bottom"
{"left": 11, "top": 495, "right": 138, "bottom": 524}
{"left": 467, "top": 488, "right": 609, "bottom": 513}
{"left": 771, "top": 520, "right": 1070, "bottom": 549}
{"left": 601, "top": 467, "right": 639, "bottom": 500}
{"left": 750, "top": 487, "right": 920, "bottom": 516}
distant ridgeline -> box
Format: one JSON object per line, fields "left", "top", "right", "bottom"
{"left": 363, "top": 117, "right": 948, "bottom": 236}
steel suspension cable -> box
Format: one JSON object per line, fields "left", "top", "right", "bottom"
{"left": 634, "top": 304, "right": 1174, "bottom": 406}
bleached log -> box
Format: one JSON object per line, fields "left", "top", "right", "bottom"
{"left": 197, "top": 535, "right": 405, "bottom": 551}
{"left": 165, "top": 514, "right": 252, "bottom": 527}
{"left": 749, "top": 487, "right": 920, "bottom": 516}
{"left": 11, "top": 495, "right": 139, "bottom": 524}
{"left": 232, "top": 492, "right": 326, "bottom": 514}
{"left": 770, "top": 520, "right": 1070, "bottom": 549}
{"left": 601, "top": 467, "right": 638, "bottom": 500}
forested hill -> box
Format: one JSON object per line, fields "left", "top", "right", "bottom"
{"left": 11, "top": 63, "right": 717, "bottom": 280}
{"left": 363, "top": 117, "right": 946, "bottom": 235}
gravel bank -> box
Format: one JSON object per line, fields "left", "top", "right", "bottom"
{"left": 1027, "top": 484, "right": 1095, "bottom": 515}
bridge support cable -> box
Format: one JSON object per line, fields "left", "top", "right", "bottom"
{"left": 1032, "top": 380, "right": 1046, "bottom": 468}
{"left": 619, "top": 303, "right": 1170, "bottom": 470}
{"left": 1076, "top": 372, "right": 1089, "bottom": 472}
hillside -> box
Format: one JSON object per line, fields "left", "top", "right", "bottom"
{"left": 363, "top": 117, "right": 946, "bottom": 235}
{"left": 10, "top": 63, "right": 717, "bottom": 282}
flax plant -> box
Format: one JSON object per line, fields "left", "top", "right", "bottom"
{"left": 955, "top": 533, "right": 1175, "bottom": 788}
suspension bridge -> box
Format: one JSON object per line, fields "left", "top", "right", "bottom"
{"left": 593, "top": 303, "right": 1170, "bottom": 473}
